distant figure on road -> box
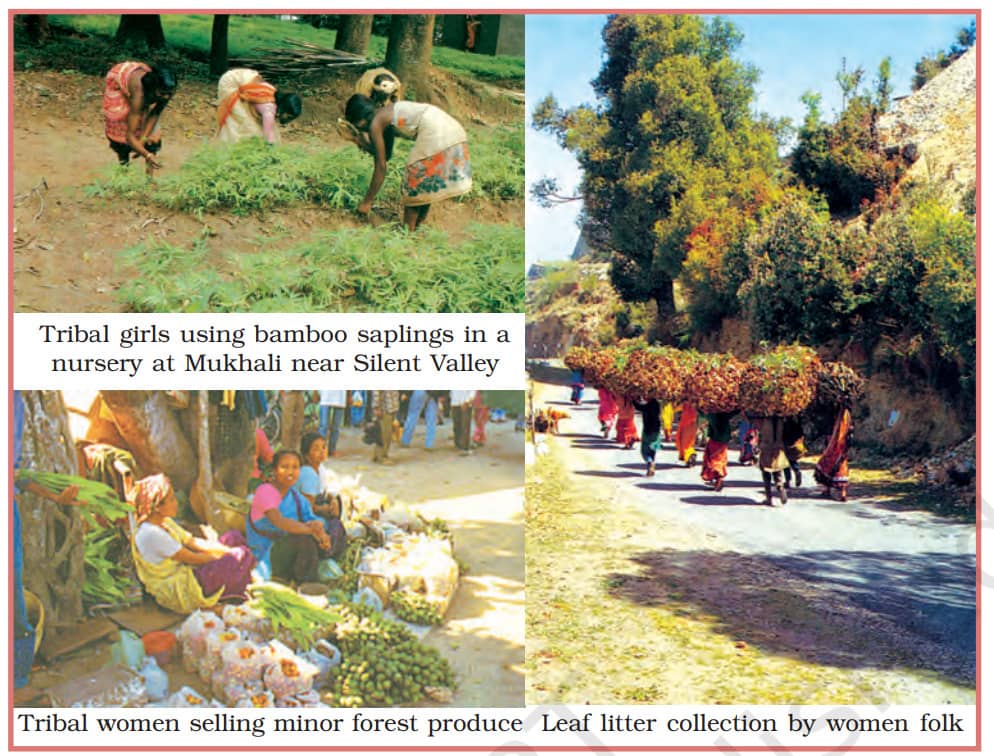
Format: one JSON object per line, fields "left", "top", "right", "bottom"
{"left": 569, "top": 369, "right": 584, "bottom": 405}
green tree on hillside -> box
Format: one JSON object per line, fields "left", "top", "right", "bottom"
{"left": 532, "top": 15, "right": 779, "bottom": 338}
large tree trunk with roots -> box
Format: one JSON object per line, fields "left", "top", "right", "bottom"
{"left": 654, "top": 282, "right": 677, "bottom": 344}
{"left": 115, "top": 14, "right": 166, "bottom": 49}
{"left": 18, "top": 391, "right": 86, "bottom": 629}
{"left": 209, "top": 15, "right": 230, "bottom": 77}
{"left": 385, "top": 15, "right": 435, "bottom": 102}
{"left": 99, "top": 391, "right": 197, "bottom": 490}
{"left": 335, "top": 15, "right": 373, "bottom": 55}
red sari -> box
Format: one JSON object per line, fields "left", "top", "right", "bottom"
{"left": 615, "top": 396, "right": 639, "bottom": 448}
{"left": 597, "top": 388, "right": 618, "bottom": 426}
{"left": 815, "top": 408, "right": 852, "bottom": 494}
{"left": 701, "top": 440, "right": 728, "bottom": 482}
{"left": 675, "top": 403, "right": 698, "bottom": 462}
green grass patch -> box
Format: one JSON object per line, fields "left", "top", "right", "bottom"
{"left": 85, "top": 127, "right": 522, "bottom": 216}
{"left": 29, "top": 15, "right": 523, "bottom": 86}
{"left": 116, "top": 223, "right": 523, "bottom": 313}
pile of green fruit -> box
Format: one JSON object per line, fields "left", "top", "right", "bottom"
{"left": 390, "top": 590, "right": 443, "bottom": 626}
{"left": 326, "top": 602, "right": 454, "bottom": 707}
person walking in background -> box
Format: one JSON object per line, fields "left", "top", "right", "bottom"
{"left": 401, "top": 390, "right": 441, "bottom": 450}
{"left": 815, "top": 406, "right": 853, "bottom": 501}
{"left": 597, "top": 386, "right": 618, "bottom": 439}
{"left": 569, "top": 369, "right": 584, "bottom": 405}
{"left": 676, "top": 401, "right": 699, "bottom": 466}
{"left": 103, "top": 61, "right": 177, "bottom": 175}
{"left": 472, "top": 391, "right": 490, "bottom": 447}
{"left": 318, "top": 390, "right": 347, "bottom": 456}
{"left": 758, "top": 416, "right": 790, "bottom": 507}
{"left": 701, "top": 411, "right": 734, "bottom": 492}
{"left": 371, "top": 391, "right": 400, "bottom": 464}
{"left": 738, "top": 418, "right": 758, "bottom": 465}
{"left": 450, "top": 390, "right": 475, "bottom": 455}
{"left": 782, "top": 416, "right": 806, "bottom": 489}
{"left": 633, "top": 397, "right": 662, "bottom": 477}
{"left": 615, "top": 395, "right": 640, "bottom": 449}
{"left": 661, "top": 402, "right": 675, "bottom": 443}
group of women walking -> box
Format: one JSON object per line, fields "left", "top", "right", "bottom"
{"left": 590, "top": 385, "right": 853, "bottom": 507}
{"left": 102, "top": 61, "right": 471, "bottom": 228}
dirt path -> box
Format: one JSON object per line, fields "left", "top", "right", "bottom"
{"left": 526, "top": 377, "right": 975, "bottom": 705}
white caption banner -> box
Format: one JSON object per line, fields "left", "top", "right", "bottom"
{"left": 13, "top": 313, "right": 525, "bottom": 390}
{"left": 12, "top": 705, "right": 976, "bottom": 750}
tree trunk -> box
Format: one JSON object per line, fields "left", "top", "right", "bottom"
{"left": 335, "top": 15, "right": 373, "bottom": 55}
{"left": 209, "top": 15, "right": 230, "bottom": 77}
{"left": 99, "top": 391, "right": 197, "bottom": 490}
{"left": 24, "top": 14, "right": 50, "bottom": 45}
{"left": 115, "top": 14, "right": 166, "bottom": 49}
{"left": 385, "top": 14, "right": 435, "bottom": 102}
{"left": 654, "top": 280, "right": 677, "bottom": 344}
{"left": 18, "top": 391, "right": 86, "bottom": 629}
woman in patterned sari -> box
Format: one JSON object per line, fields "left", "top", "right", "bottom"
{"left": 344, "top": 94, "right": 472, "bottom": 231}
{"left": 103, "top": 62, "right": 176, "bottom": 175}
{"left": 216, "top": 68, "right": 301, "bottom": 144}
{"left": 815, "top": 407, "right": 853, "bottom": 501}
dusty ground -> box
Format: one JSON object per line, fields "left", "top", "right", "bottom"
{"left": 12, "top": 70, "right": 522, "bottom": 313}
{"left": 18, "top": 415, "right": 525, "bottom": 708}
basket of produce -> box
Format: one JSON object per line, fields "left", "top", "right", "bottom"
{"left": 739, "top": 345, "right": 820, "bottom": 417}
{"left": 816, "top": 361, "right": 865, "bottom": 408}
{"left": 686, "top": 352, "right": 747, "bottom": 413}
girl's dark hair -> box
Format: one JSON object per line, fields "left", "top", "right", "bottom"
{"left": 345, "top": 94, "right": 394, "bottom": 160}
{"left": 275, "top": 91, "right": 302, "bottom": 122}
{"left": 300, "top": 432, "right": 325, "bottom": 459}
{"left": 143, "top": 66, "right": 177, "bottom": 113}
{"left": 273, "top": 449, "right": 302, "bottom": 467}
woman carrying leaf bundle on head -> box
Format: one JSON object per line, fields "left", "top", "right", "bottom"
{"left": 216, "top": 68, "right": 301, "bottom": 145}
{"left": 343, "top": 83, "right": 472, "bottom": 231}
{"left": 814, "top": 407, "right": 853, "bottom": 501}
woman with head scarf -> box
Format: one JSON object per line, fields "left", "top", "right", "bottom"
{"left": 103, "top": 62, "right": 177, "bottom": 175}
{"left": 216, "top": 68, "right": 301, "bottom": 144}
{"left": 131, "top": 474, "right": 255, "bottom": 613}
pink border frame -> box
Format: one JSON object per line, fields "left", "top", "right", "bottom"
{"left": 6, "top": 7, "right": 982, "bottom": 752}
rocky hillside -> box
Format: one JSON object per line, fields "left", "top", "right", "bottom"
{"left": 878, "top": 44, "right": 976, "bottom": 211}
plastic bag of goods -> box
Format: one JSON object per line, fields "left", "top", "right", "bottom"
{"left": 199, "top": 628, "right": 242, "bottom": 680}
{"left": 316, "top": 558, "right": 344, "bottom": 584}
{"left": 299, "top": 639, "right": 341, "bottom": 686}
{"left": 379, "top": 503, "right": 423, "bottom": 532}
{"left": 220, "top": 677, "right": 265, "bottom": 707}
{"left": 222, "top": 639, "right": 270, "bottom": 683}
{"left": 352, "top": 585, "right": 384, "bottom": 612}
{"left": 263, "top": 654, "right": 319, "bottom": 700}
{"left": 167, "top": 685, "right": 211, "bottom": 708}
{"left": 222, "top": 603, "right": 269, "bottom": 637}
{"left": 235, "top": 690, "right": 275, "bottom": 708}
{"left": 179, "top": 610, "right": 225, "bottom": 670}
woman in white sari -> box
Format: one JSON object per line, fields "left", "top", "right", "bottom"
{"left": 216, "top": 68, "right": 301, "bottom": 144}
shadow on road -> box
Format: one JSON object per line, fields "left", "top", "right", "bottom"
{"left": 605, "top": 547, "right": 975, "bottom": 687}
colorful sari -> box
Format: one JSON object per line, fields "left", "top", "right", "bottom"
{"left": 392, "top": 101, "right": 472, "bottom": 207}
{"left": 675, "top": 403, "right": 698, "bottom": 462}
{"left": 615, "top": 396, "right": 639, "bottom": 448}
{"left": 815, "top": 408, "right": 852, "bottom": 493}
{"left": 597, "top": 388, "right": 618, "bottom": 432}
{"left": 662, "top": 403, "right": 675, "bottom": 441}
{"left": 103, "top": 61, "right": 157, "bottom": 146}
{"left": 701, "top": 413, "right": 732, "bottom": 483}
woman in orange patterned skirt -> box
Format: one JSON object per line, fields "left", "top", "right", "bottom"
{"left": 615, "top": 395, "right": 639, "bottom": 449}
{"left": 103, "top": 62, "right": 176, "bottom": 175}
{"left": 344, "top": 94, "right": 472, "bottom": 231}
{"left": 675, "top": 402, "right": 699, "bottom": 466}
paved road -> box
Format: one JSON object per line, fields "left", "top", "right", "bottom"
{"left": 543, "top": 386, "right": 976, "bottom": 680}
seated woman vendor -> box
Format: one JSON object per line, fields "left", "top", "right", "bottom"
{"left": 131, "top": 474, "right": 256, "bottom": 614}
{"left": 297, "top": 432, "right": 347, "bottom": 558}
{"left": 246, "top": 449, "right": 331, "bottom": 584}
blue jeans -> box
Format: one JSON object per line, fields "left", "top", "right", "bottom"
{"left": 401, "top": 391, "right": 438, "bottom": 449}
{"left": 319, "top": 406, "right": 345, "bottom": 452}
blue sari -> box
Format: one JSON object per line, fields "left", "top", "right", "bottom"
{"left": 246, "top": 485, "right": 321, "bottom": 580}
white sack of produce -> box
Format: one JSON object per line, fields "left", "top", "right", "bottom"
{"left": 178, "top": 610, "right": 225, "bottom": 660}
{"left": 391, "top": 536, "right": 459, "bottom": 613}
{"left": 167, "top": 685, "right": 221, "bottom": 708}
{"left": 235, "top": 690, "right": 275, "bottom": 708}
{"left": 222, "top": 603, "right": 270, "bottom": 637}
{"left": 222, "top": 639, "right": 270, "bottom": 682}
{"left": 203, "top": 628, "right": 244, "bottom": 678}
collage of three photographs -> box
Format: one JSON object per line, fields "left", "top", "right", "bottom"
{"left": 9, "top": 9, "right": 976, "bottom": 731}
